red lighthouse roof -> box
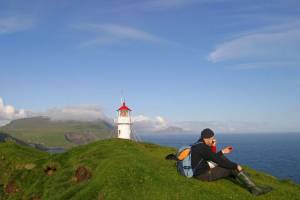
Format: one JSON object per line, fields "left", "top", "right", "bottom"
{"left": 117, "top": 102, "right": 131, "bottom": 111}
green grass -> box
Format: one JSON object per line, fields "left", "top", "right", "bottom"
{"left": 0, "top": 117, "right": 113, "bottom": 148}
{"left": 0, "top": 139, "right": 299, "bottom": 200}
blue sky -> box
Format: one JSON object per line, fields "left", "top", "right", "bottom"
{"left": 0, "top": 0, "right": 300, "bottom": 132}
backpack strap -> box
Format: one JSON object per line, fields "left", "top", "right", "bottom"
{"left": 192, "top": 158, "right": 203, "bottom": 173}
{"left": 192, "top": 140, "right": 203, "bottom": 145}
{"left": 191, "top": 141, "right": 203, "bottom": 174}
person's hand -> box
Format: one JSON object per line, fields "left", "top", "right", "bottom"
{"left": 212, "top": 139, "right": 217, "bottom": 146}
{"left": 237, "top": 165, "right": 243, "bottom": 172}
{"left": 222, "top": 146, "right": 233, "bottom": 154}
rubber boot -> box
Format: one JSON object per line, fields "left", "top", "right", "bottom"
{"left": 236, "top": 171, "right": 272, "bottom": 196}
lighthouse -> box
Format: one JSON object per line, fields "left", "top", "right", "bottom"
{"left": 115, "top": 100, "right": 132, "bottom": 139}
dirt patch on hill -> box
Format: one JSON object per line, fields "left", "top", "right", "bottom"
{"left": 5, "top": 181, "right": 20, "bottom": 194}
{"left": 31, "top": 195, "right": 41, "bottom": 200}
{"left": 98, "top": 193, "right": 105, "bottom": 200}
{"left": 44, "top": 165, "right": 57, "bottom": 176}
{"left": 73, "top": 166, "right": 92, "bottom": 183}
{"left": 15, "top": 163, "right": 36, "bottom": 170}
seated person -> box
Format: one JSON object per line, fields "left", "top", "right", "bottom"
{"left": 192, "top": 128, "right": 272, "bottom": 196}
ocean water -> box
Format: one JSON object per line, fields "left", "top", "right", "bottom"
{"left": 139, "top": 133, "right": 300, "bottom": 184}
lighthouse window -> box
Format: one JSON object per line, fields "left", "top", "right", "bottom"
{"left": 120, "top": 110, "right": 128, "bottom": 116}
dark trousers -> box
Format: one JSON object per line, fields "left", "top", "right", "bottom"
{"left": 195, "top": 155, "right": 239, "bottom": 182}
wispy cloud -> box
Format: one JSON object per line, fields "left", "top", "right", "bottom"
{"left": 101, "top": 0, "right": 208, "bottom": 13}
{"left": 73, "top": 23, "right": 165, "bottom": 47}
{"left": 227, "top": 62, "right": 300, "bottom": 70}
{"left": 143, "top": 0, "right": 200, "bottom": 9}
{"left": 208, "top": 21, "right": 300, "bottom": 68}
{"left": 295, "top": 80, "right": 300, "bottom": 92}
{"left": 0, "top": 16, "right": 35, "bottom": 34}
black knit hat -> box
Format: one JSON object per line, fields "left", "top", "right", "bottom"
{"left": 201, "top": 128, "right": 215, "bottom": 139}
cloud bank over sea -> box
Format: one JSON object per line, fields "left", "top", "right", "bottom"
{"left": 0, "top": 97, "right": 298, "bottom": 134}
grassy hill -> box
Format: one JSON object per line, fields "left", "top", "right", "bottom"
{"left": 0, "top": 139, "right": 299, "bottom": 200}
{"left": 0, "top": 117, "right": 114, "bottom": 148}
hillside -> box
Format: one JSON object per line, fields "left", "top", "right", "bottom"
{"left": 0, "top": 117, "right": 114, "bottom": 148}
{"left": 0, "top": 139, "right": 299, "bottom": 200}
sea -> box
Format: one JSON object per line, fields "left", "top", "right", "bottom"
{"left": 138, "top": 133, "right": 300, "bottom": 184}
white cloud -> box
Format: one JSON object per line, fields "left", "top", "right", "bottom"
{"left": 43, "top": 105, "right": 108, "bottom": 122}
{"left": 73, "top": 23, "right": 164, "bottom": 47}
{"left": 0, "top": 16, "right": 35, "bottom": 34}
{"left": 0, "top": 97, "right": 27, "bottom": 126}
{"left": 0, "top": 99, "right": 109, "bottom": 126}
{"left": 0, "top": 98, "right": 3, "bottom": 110}
{"left": 132, "top": 115, "right": 169, "bottom": 132}
{"left": 208, "top": 21, "right": 300, "bottom": 68}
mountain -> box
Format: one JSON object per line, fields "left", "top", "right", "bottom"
{"left": 0, "top": 139, "right": 299, "bottom": 200}
{"left": 0, "top": 117, "right": 114, "bottom": 148}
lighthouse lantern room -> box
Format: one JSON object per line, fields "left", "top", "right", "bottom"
{"left": 115, "top": 100, "right": 132, "bottom": 139}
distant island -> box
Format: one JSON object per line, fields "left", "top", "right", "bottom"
{"left": 153, "top": 126, "right": 190, "bottom": 134}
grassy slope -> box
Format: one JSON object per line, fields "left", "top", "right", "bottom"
{"left": 0, "top": 117, "right": 113, "bottom": 148}
{"left": 0, "top": 139, "right": 299, "bottom": 200}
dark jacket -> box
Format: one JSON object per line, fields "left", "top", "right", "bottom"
{"left": 191, "top": 141, "right": 238, "bottom": 176}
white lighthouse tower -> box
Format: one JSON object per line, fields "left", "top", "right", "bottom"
{"left": 115, "top": 100, "right": 132, "bottom": 139}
